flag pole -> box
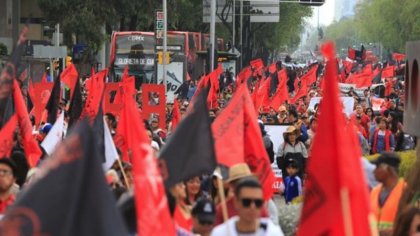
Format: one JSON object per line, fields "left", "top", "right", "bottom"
{"left": 216, "top": 167, "right": 231, "bottom": 236}
{"left": 117, "top": 157, "right": 130, "bottom": 189}
{"left": 216, "top": 174, "right": 228, "bottom": 222}
{"left": 340, "top": 187, "right": 354, "bottom": 236}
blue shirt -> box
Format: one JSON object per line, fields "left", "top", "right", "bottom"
{"left": 284, "top": 175, "right": 302, "bottom": 203}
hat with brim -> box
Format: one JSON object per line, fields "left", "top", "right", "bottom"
{"left": 226, "top": 163, "right": 253, "bottom": 183}
{"left": 284, "top": 126, "right": 297, "bottom": 134}
{"left": 370, "top": 152, "right": 401, "bottom": 169}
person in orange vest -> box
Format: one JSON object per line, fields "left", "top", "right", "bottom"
{"left": 370, "top": 152, "right": 406, "bottom": 235}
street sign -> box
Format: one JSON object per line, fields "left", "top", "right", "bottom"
{"left": 33, "top": 45, "right": 67, "bottom": 58}
{"left": 155, "top": 10, "right": 164, "bottom": 40}
{"left": 155, "top": 45, "right": 182, "bottom": 51}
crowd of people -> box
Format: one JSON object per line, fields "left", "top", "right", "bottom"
{"left": 0, "top": 54, "right": 419, "bottom": 236}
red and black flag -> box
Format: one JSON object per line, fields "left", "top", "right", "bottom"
{"left": 0, "top": 121, "right": 128, "bottom": 235}
{"left": 159, "top": 90, "right": 217, "bottom": 189}
{"left": 348, "top": 45, "right": 366, "bottom": 61}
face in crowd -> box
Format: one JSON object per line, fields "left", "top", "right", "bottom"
{"left": 234, "top": 181, "right": 264, "bottom": 224}
{"left": 0, "top": 163, "right": 15, "bottom": 194}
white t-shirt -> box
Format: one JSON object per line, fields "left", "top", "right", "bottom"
{"left": 210, "top": 216, "right": 284, "bottom": 236}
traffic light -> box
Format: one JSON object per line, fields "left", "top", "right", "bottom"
{"left": 66, "top": 56, "right": 72, "bottom": 67}
{"left": 299, "top": 0, "right": 324, "bottom": 6}
{"left": 158, "top": 51, "right": 163, "bottom": 64}
{"left": 157, "top": 51, "right": 171, "bottom": 64}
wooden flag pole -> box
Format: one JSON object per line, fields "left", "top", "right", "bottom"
{"left": 340, "top": 187, "right": 354, "bottom": 236}
{"left": 117, "top": 157, "right": 130, "bottom": 189}
{"left": 215, "top": 167, "right": 231, "bottom": 236}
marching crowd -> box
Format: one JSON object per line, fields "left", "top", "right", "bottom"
{"left": 0, "top": 54, "right": 419, "bottom": 236}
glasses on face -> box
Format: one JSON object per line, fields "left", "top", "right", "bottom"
{"left": 240, "top": 198, "right": 264, "bottom": 208}
{"left": 0, "top": 169, "right": 12, "bottom": 177}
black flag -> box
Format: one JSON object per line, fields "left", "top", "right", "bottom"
{"left": 67, "top": 78, "right": 83, "bottom": 128}
{"left": 159, "top": 90, "right": 217, "bottom": 189}
{"left": 45, "top": 74, "right": 61, "bottom": 124}
{"left": 0, "top": 121, "right": 127, "bottom": 235}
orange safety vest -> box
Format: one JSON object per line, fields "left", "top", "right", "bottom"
{"left": 370, "top": 179, "right": 405, "bottom": 231}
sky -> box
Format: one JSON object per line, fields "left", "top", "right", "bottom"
{"left": 308, "top": 0, "right": 335, "bottom": 27}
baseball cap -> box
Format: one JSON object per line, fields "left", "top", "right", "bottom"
{"left": 371, "top": 152, "right": 401, "bottom": 169}
{"left": 40, "top": 123, "right": 52, "bottom": 134}
{"left": 192, "top": 198, "right": 215, "bottom": 224}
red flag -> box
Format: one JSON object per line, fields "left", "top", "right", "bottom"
{"left": 207, "top": 67, "right": 221, "bottom": 110}
{"left": 298, "top": 42, "right": 373, "bottom": 236}
{"left": 348, "top": 47, "right": 356, "bottom": 60}
{"left": 301, "top": 64, "right": 319, "bottom": 85}
{"left": 171, "top": 100, "right": 181, "bottom": 131}
{"left": 268, "top": 63, "right": 277, "bottom": 74}
{"left": 255, "top": 77, "right": 271, "bottom": 111}
{"left": 251, "top": 79, "right": 261, "bottom": 112}
{"left": 250, "top": 58, "right": 264, "bottom": 70}
{"left": 381, "top": 65, "right": 395, "bottom": 78}
{"left": 353, "top": 73, "right": 373, "bottom": 88}
{"left": 41, "top": 73, "right": 48, "bottom": 83}
{"left": 289, "top": 79, "right": 308, "bottom": 105}
{"left": 392, "top": 53, "right": 405, "bottom": 62}
{"left": 0, "top": 115, "right": 18, "bottom": 158}
{"left": 343, "top": 60, "right": 353, "bottom": 74}
{"left": 236, "top": 66, "right": 252, "bottom": 86}
{"left": 29, "top": 79, "right": 53, "bottom": 127}
{"left": 120, "top": 80, "right": 175, "bottom": 235}
{"left": 270, "top": 69, "right": 289, "bottom": 110}
{"left": 60, "top": 64, "right": 79, "bottom": 99}
{"left": 212, "top": 84, "right": 276, "bottom": 200}
{"left": 385, "top": 79, "right": 393, "bottom": 97}
{"left": 13, "top": 80, "right": 42, "bottom": 167}
{"left": 81, "top": 69, "right": 107, "bottom": 122}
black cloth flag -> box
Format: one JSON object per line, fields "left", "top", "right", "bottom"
{"left": 45, "top": 74, "right": 61, "bottom": 124}
{"left": 0, "top": 121, "right": 127, "bottom": 235}
{"left": 67, "top": 78, "right": 83, "bottom": 128}
{"left": 159, "top": 90, "right": 217, "bottom": 189}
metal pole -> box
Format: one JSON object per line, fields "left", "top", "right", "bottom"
{"left": 240, "top": 0, "right": 243, "bottom": 69}
{"left": 163, "top": 0, "right": 168, "bottom": 88}
{"left": 232, "top": 0, "right": 235, "bottom": 53}
{"left": 210, "top": 0, "right": 216, "bottom": 71}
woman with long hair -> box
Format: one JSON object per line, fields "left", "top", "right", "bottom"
{"left": 170, "top": 182, "right": 192, "bottom": 231}
{"left": 184, "top": 176, "right": 203, "bottom": 206}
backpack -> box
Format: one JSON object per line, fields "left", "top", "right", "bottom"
{"left": 401, "top": 134, "right": 415, "bottom": 151}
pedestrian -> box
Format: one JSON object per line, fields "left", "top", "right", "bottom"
{"left": 281, "top": 159, "right": 303, "bottom": 204}
{"left": 214, "top": 163, "right": 270, "bottom": 225}
{"left": 170, "top": 182, "right": 193, "bottom": 231}
{"left": 185, "top": 176, "right": 203, "bottom": 207}
{"left": 392, "top": 206, "right": 420, "bottom": 236}
{"left": 210, "top": 177, "right": 284, "bottom": 236}
{"left": 370, "top": 117, "right": 395, "bottom": 154}
{"left": 276, "top": 126, "right": 308, "bottom": 179}
{"left": 370, "top": 152, "right": 406, "bottom": 235}
{"left": 191, "top": 198, "right": 216, "bottom": 236}
{"left": 0, "top": 158, "right": 18, "bottom": 214}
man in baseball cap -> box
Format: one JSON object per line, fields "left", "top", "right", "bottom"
{"left": 191, "top": 198, "right": 215, "bottom": 236}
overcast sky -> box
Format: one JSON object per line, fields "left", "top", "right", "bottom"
{"left": 308, "top": 0, "right": 335, "bottom": 27}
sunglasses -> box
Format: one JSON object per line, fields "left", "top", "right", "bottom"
{"left": 240, "top": 198, "right": 264, "bottom": 208}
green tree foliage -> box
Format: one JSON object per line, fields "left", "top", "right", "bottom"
{"left": 325, "top": 0, "right": 420, "bottom": 53}
{"left": 324, "top": 18, "right": 361, "bottom": 56}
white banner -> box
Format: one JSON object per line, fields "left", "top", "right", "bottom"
{"left": 157, "top": 62, "right": 184, "bottom": 103}
{"left": 41, "top": 112, "right": 64, "bottom": 155}
{"left": 308, "top": 97, "right": 355, "bottom": 117}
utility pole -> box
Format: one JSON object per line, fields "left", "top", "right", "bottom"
{"left": 232, "top": 0, "right": 235, "bottom": 53}
{"left": 163, "top": 0, "right": 168, "bottom": 87}
{"left": 210, "top": 0, "right": 216, "bottom": 71}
